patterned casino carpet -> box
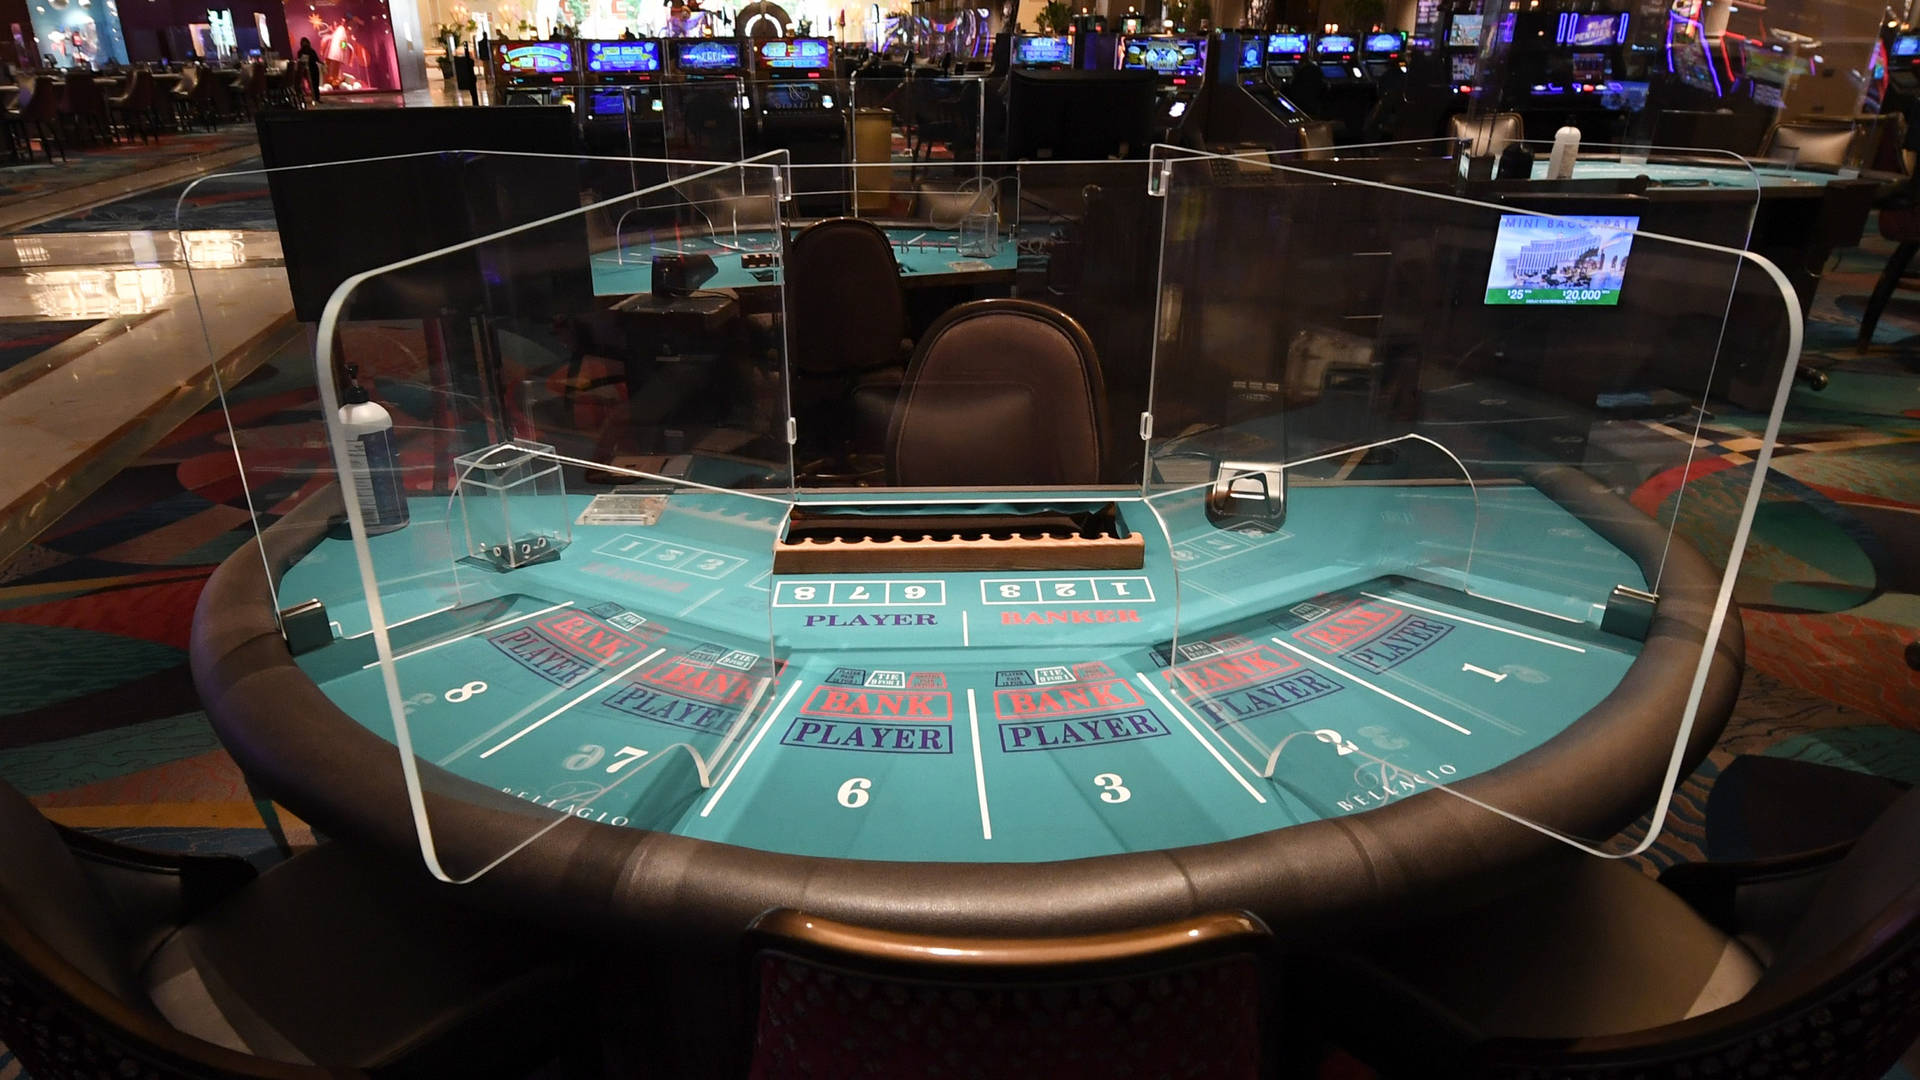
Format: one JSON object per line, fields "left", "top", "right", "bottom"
{"left": 22, "top": 156, "right": 276, "bottom": 234}
{"left": 0, "top": 192, "right": 1919, "bottom": 1080}
{"left": 0, "top": 131, "right": 259, "bottom": 202}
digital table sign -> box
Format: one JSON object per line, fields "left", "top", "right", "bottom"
{"left": 1484, "top": 214, "right": 1639, "bottom": 306}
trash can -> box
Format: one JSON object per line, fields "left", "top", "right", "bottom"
{"left": 854, "top": 107, "right": 893, "bottom": 213}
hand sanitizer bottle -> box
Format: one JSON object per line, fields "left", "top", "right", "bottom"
{"left": 337, "top": 363, "right": 409, "bottom": 535}
{"left": 1548, "top": 124, "right": 1581, "bottom": 180}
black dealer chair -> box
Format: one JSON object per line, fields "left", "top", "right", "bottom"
{"left": 886, "top": 298, "right": 1107, "bottom": 486}
{"left": 742, "top": 909, "right": 1283, "bottom": 1079}
{"left": 1301, "top": 786, "right": 1920, "bottom": 1079}
{"left": 784, "top": 217, "right": 910, "bottom": 469}
{"left": 0, "top": 779, "right": 585, "bottom": 1079}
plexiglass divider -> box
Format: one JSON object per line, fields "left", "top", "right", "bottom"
{"left": 193, "top": 140, "right": 1803, "bottom": 880}
{"left": 1144, "top": 146, "right": 1798, "bottom": 855}
{"left": 214, "top": 156, "right": 792, "bottom": 883}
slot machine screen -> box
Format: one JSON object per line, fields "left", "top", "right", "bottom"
{"left": 585, "top": 40, "right": 661, "bottom": 73}
{"left": 1571, "top": 51, "right": 1607, "bottom": 81}
{"left": 759, "top": 37, "right": 834, "bottom": 71}
{"left": 1267, "top": 32, "right": 1309, "bottom": 55}
{"left": 674, "top": 39, "right": 743, "bottom": 72}
{"left": 1365, "top": 31, "right": 1402, "bottom": 53}
{"left": 1895, "top": 34, "right": 1920, "bottom": 58}
{"left": 1750, "top": 80, "right": 1784, "bottom": 107}
{"left": 1451, "top": 53, "right": 1477, "bottom": 83}
{"left": 1119, "top": 35, "right": 1207, "bottom": 76}
{"left": 1241, "top": 37, "right": 1263, "bottom": 69}
{"left": 1013, "top": 34, "right": 1073, "bottom": 65}
{"left": 589, "top": 88, "right": 628, "bottom": 114}
{"left": 502, "top": 42, "right": 576, "bottom": 75}
{"left": 763, "top": 83, "right": 823, "bottom": 108}
{"left": 1315, "top": 34, "right": 1356, "bottom": 55}
{"left": 1448, "top": 15, "right": 1483, "bottom": 47}
{"left": 1565, "top": 12, "right": 1628, "bottom": 46}
{"left": 1484, "top": 214, "right": 1639, "bottom": 306}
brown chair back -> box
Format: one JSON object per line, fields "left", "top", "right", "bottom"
{"left": 885, "top": 298, "right": 1107, "bottom": 486}
{"left": 784, "top": 217, "right": 907, "bottom": 376}
{"left": 743, "top": 909, "right": 1278, "bottom": 1080}
{"left": 1759, "top": 119, "right": 1857, "bottom": 168}
{"left": 1450, "top": 111, "right": 1524, "bottom": 158}
{"left": 23, "top": 76, "right": 60, "bottom": 122}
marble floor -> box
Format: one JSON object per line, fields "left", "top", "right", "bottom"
{"left": 0, "top": 169, "right": 295, "bottom": 567}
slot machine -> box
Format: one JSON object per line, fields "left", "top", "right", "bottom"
{"left": 1265, "top": 30, "right": 1310, "bottom": 84}
{"left": 750, "top": 37, "right": 848, "bottom": 213}
{"left": 1443, "top": 6, "right": 1484, "bottom": 96}
{"left": 1314, "top": 31, "right": 1379, "bottom": 136}
{"left": 1362, "top": 30, "right": 1405, "bottom": 80}
{"left": 1117, "top": 33, "right": 1208, "bottom": 139}
{"left": 579, "top": 39, "right": 666, "bottom": 125}
{"left": 1886, "top": 31, "right": 1920, "bottom": 110}
{"left": 496, "top": 40, "right": 579, "bottom": 105}
{"left": 670, "top": 37, "right": 746, "bottom": 81}
{"left": 1238, "top": 31, "right": 1303, "bottom": 117}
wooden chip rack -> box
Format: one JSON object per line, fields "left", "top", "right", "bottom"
{"left": 774, "top": 503, "right": 1145, "bottom": 573}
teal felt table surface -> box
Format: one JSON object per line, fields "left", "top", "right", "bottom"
{"left": 278, "top": 483, "right": 1649, "bottom": 864}
{"left": 589, "top": 225, "right": 1025, "bottom": 296}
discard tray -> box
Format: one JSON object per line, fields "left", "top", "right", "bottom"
{"left": 775, "top": 502, "right": 1145, "bottom": 573}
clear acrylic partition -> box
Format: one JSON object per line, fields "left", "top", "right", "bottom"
{"left": 291, "top": 159, "right": 794, "bottom": 883}
{"left": 662, "top": 78, "right": 749, "bottom": 173}
{"left": 849, "top": 74, "right": 987, "bottom": 167}
{"left": 0, "top": 195, "right": 217, "bottom": 561}
{"left": 1145, "top": 150, "right": 1798, "bottom": 855}
{"left": 777, "top": 158, "right": 1157, "bottom": 484}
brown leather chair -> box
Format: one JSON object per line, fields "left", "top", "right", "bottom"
{"left": 1302, "top": 787, "right": 1920, "bottom": 1079}
{"left": 59, "top": 70, "right": 111, "bottom": 145}
{"left": 107, "top": 68, "right": 161, "bottom": 143}
{"left": 784, "top": 217, "right": 910, "bottom": 467}
{"left": 1450, "top": 111, "right": 1524, "bottom": 159}
{"left": 742, "top": 909, "right": 1282, "bottom": 1079}
{"left": 885, "top": 298, "right": 1107, "bottom": 486}
{"left": 1295, "top": 119, "right": 1337, "bottom": 160}
{"left": 7, "top": 76, "right": 66, "bottom": 162}
{"left": 1758, "top": 118, "right": 1858, "bottom": 168}
{"left": 0, "top": 779, "right": 587, "bottom": 1078}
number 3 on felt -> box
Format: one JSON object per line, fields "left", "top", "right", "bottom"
{"left": 1094, "top": 773, "right": 1130, "bottom": 803}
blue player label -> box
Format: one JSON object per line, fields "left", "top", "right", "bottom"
{"left": 1290, "top": 599, "right": 1456, "bottom": 674}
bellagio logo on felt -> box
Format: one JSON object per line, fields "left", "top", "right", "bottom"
{"left": 1335, "top": 763, "right": 1460, "bottom": 813}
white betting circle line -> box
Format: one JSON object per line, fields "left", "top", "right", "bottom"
{"left": 1137, "top": 675, "right": 1266, "bottom": 803}
{"left": 478, "top": 648, "right": 665, "bottom": 759}
{"left": 1269, "top": 638, "right": 1472, "bottom": 736}
{"left": 346, "top": 603, "right": 457, "bottom": 639}
{"left": 962, "top": 610, "right": 970, "bottom": 647}
{"left": 1150, "top": 678, "right": 1270, "bottom": 779}
{"left": 968, "top": 689, "right": 992, "bottom": 839}
{"left": 1359, "top": 591, "right": 1585, "bottom": 653}
{"left": 362, "top": 601, "right": 572, "bottom": 669}
{"left": 700, "top": 679, "right": 805, "bottom": 818}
